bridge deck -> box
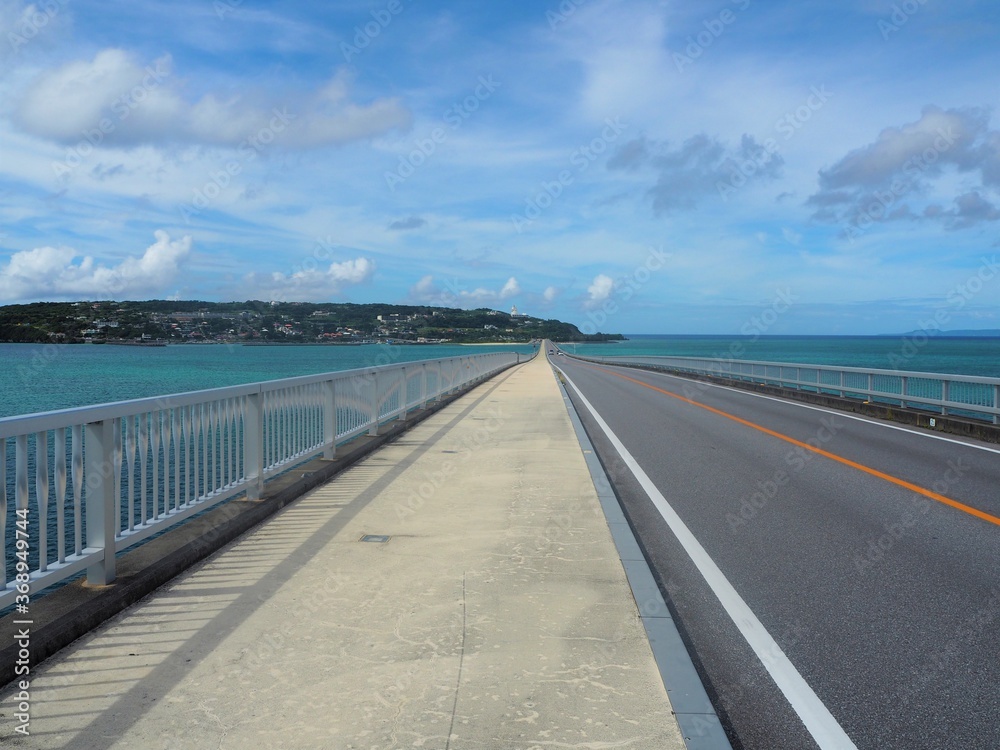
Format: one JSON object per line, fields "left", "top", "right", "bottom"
{"left": 1, "top": 353, "right": 685, "bottom": 749}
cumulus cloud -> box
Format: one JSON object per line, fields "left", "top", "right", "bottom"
{"left": 608, "top": 133, "right": 784, "bottom": 214}
{"left": 807, "top": 105, "right": 1000, "bottom": 230}
{"left": 246, "top": 257, "right": 375, "bottom": 301}
{"left": 407, "top": 275, "right": 520, "bottom": 307}
{"left": 543, "top": 285, "right": 559, "bottom": 302}
{"left": 13, "top": 50, "right": 410, "bottom": 149}
{"left": 0, "top": 230, "right": 191, "bottom": 301}
{"left": 499, "top": 276, "right": 520, "bottom": 299}
{"left": 585, "top": 274, "right": 614, "bottom": 308}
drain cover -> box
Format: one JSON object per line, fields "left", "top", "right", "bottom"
{"left": 360, "top": 534, "right": 390, "bottom": 543}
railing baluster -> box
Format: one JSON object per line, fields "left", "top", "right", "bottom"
{"left": 171, "top": 410, "right": 180, "bottom": 512}
{"left": 72, "top": 425, "right": 83, "bottom": 554}
{"left": 126, "top": 416, "right": 136, "bottom": 531}
{"left": 0, "top": 437, "right": 6, "bottom": 586}
{"left": 113, "top": 418, "right": 122, "bottom": 538}
{"left": 34, "top": 431, "right": 49, "bottom": 571}
{"left": 205, "top": 404, "right": 215, "bottom": 497}
{"left": 152, "top": 412, "right": 162, "bottom": 520}
{"left": 139, "top": 415, "right": 149, "bottom": 526}
{"left": 55, "top": 427, "right": 66, "bottom": 565}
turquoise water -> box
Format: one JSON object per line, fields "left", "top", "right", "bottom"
{"left": 1, "top": 337, "right": 996, "bottom": 420}
{"left": 0, "top": 342, "right": 538, "bottom": 419}
{"left": 566, "top": 335, "right": 1000, "bottom": 379}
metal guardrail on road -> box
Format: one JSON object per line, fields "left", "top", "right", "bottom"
{"left": 563, "top": 352, "right": 1000, "bottom": 425}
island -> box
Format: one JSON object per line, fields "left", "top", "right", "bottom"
{"left": 0, "top": 300, "right": 626, "bottom": 345}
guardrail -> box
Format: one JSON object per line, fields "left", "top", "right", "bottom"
{"left": 1, "top": 351, "right": 522, "bottom": 608}
{"left": 563, "top": 352, "right": 1000, "bottom": 425}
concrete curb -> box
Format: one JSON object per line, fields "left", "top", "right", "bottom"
{"left": 551, "top": 365, "right": 735, "bottom": 750}
{"left": 0, "top": 365, "right": 521, "bottom": 691}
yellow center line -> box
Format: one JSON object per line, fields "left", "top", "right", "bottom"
{"left": 585, "top": 363, "right": 1000, "bottom": 528}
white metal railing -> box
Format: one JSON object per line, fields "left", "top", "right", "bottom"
{"left": 1, "top": 351, "right": 522, "bottom": 608}
{"left": 564, "top": 352, "right": 1000, "bottom": 425}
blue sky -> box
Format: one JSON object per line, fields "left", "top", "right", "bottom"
{"left": 1, "top": 0, "right": 999, "bottom": 334}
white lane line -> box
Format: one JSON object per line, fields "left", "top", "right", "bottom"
{"left": 556, "top": 365, "right": 859, "bottom": 750}
{"left": 604, "top": 362, "right": 1000, "bottom": 456}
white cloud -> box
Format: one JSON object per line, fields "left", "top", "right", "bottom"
{"left": 0, "top": 230, "right": 191, "bottom": 301}
{"left": 543, "top": 285, "right": 559, "bottom": 301}
{"left": 499, "top": 276, "right": 520, "bottom": 299}
{"left": 13, "top": 50, "right": 411, "bottom": 149}
{"left": 585, "top": 274, "right": 614, "bottom": 308}
{"left": 410, "top": 274, "right": 436, "bottom": 298}
{"left": 407, "top": 274, "right": 521, "bottom": 307}
{"left": 245, "top": 257, "right": 375, "bottom": 301}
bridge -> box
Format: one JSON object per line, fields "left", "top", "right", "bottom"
{"left": 1, "top": 344, "right": 998, "bottom": 749}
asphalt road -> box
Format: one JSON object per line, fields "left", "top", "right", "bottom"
{"left": 551, "top": 353, "right": 1000, "bottom": 750}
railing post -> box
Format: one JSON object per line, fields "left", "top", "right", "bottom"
{"left": 323, "top": 380, "right": 337, "bottom": 459}
{"left": 245, "top": 392, "right": 264, "bottom": 500}
{"left": 369, "top": 371, "right": 380, "bottom": 436}
{"left": 397, "top": 367, "right": 407, "bottom": 422}
{"left": 994, "top": 384, "right": 999, "bottom": 425}
{"left": 839, "top": 370, "right": 845, "bottom": 398}
{"left": 900, "top": 376, "right": 908, "bottom": 407}
{"left": 941, "top": 380, "right": 949, "bottom": 416}
{"left": 420, "top": 362, "right": 428, "bottom": 409}
{"left": 84, "top": 419, "right": 117, "bottom": 585}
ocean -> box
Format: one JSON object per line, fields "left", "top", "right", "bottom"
{"left": 0, "top": 342, "right": 538, "bottom": 419}
{"left": 1, "top": 336, "right": 998, "bottom": 420}
{"left": 567, "top": 335, "right": 1000, "bottom": 379}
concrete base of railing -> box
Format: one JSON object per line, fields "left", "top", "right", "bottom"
{"left": 610, "top": 363, "right": 1000, "bottom": 445}
{"left": 0, "top": 366, "right": 519, "bottom": 690}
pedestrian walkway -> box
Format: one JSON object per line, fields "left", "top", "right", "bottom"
{"left": 1, "top": 353, "right": 686, "bottom": 749}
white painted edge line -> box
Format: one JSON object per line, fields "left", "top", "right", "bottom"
{"left": 599, "top": 360, "right": 1000, "bottom": 456}
{"left": 555, "top": 363, "right": 860, "bottom": 750}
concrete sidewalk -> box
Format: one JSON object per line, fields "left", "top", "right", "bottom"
{"left": 1, "top": 353, "right": 686, "bottom": 749}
